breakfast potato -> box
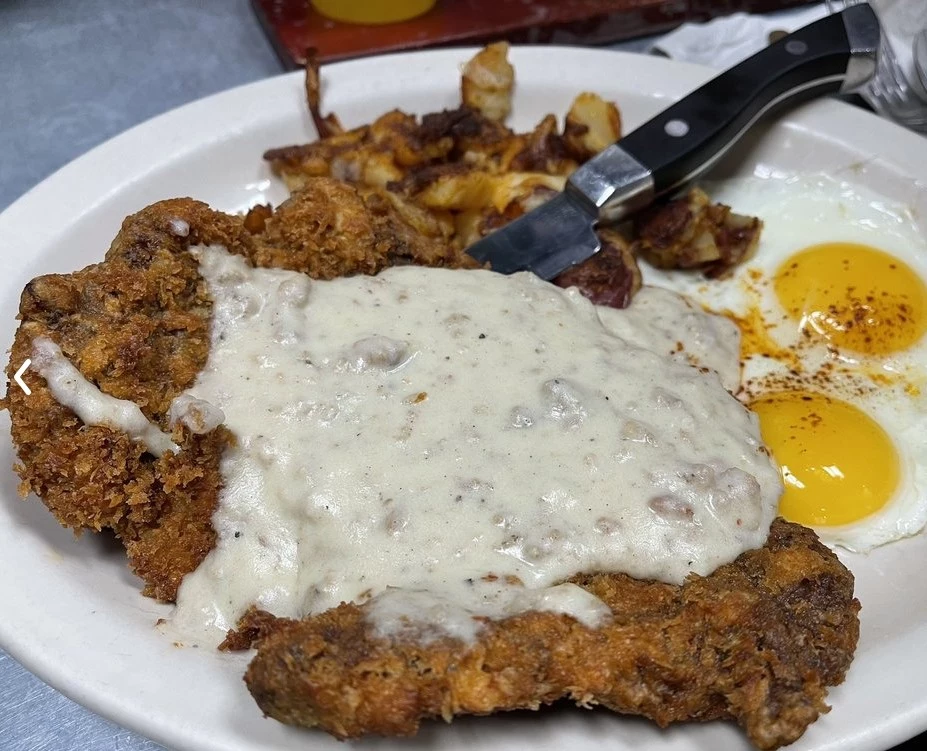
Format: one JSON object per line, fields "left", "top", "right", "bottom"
{"left": 563, "top": 92, "right": 622, "bottom": 161}
{"left": 633, "top": 187, "right": 763, "bottom": 278}
{"left": 460, "top": 41, "right": 515, "bottom": 122}
{"left": 265, "top": 44, "right": 763, "bottom": 303}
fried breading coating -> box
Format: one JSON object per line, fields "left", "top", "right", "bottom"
{"left": 249, "top": 178, "right": 476, "bottom": 276}
{"left": 633, "top": 188, "right": 764, "bottom": 278}
{"left": 3, "top": 178, "right": 476, "bottom": 601}
{"left": 4, "top": 197, "right": 245, "bottom": 600}
{"left": 240, "top": 520, "right": 858, "bottom": 750}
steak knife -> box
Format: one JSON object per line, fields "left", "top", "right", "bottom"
{"left": 466, "top": 2, "right": 881, "bottom": 280}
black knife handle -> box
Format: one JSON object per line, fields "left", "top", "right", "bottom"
{"left": 621, "top": 5, "right": 877, "bottom": 194}
{"left": 568, "top": 3, "right": 880, "bottom": 223}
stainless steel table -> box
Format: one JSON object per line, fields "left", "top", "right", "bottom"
{"left": 1, "top": 2, "right": 278, "bottom": 748}
{"left": 0, "top": 1, "right": 922, "bottom": 749}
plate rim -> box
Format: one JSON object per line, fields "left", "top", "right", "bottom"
{"left": 2, "top": 43, "right": 927, "bottom": 751}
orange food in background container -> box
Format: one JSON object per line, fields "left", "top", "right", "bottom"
{"left": 311, "top": 0, "right": 437, "bottom": 24}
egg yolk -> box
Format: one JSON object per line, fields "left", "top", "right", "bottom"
{"left": 774, "top": 242, "right": 927, "bottom": 354}
{"left": 751, "top": 391, "right": 899, "bottom": 526}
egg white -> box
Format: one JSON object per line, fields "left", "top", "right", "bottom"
{"left": 644, "top": 173, "right": 927, "bottom": 552}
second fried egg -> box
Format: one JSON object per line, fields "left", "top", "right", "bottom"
{"left": 645, "top": 173, "right": 927, "bottom": 551}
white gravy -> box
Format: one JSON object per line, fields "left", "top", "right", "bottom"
{"left": 597, "top": 287, "right": 742, "bottom": 393}
{"left": 31, "top": 337, "right": 177, "bottom": 457}
{"left": 162, "top": 245, "right": 781, "bottom": 645}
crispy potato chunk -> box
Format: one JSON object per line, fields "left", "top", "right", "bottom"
{"left": 553, "top": 229, "right": 642, "bottom": 309}
{"left": 406, "top": 167, "right": 565, "bottom": 213}
{"left": 265, "top": 43, "right": 764, "bottom": 308}
{"left": 564, "top": 92, "right": 622, "bottom": 161}
{"left": 633, "top": 188, "right": 763, "bottom": 278}
{"left": 508, "top": 114, "right": 577, "bottom": 175}
{"left": 461, "top": 41, "right": 515, "bottom": 122}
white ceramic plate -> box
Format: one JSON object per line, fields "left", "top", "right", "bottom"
{"left": 1, "top": 46, "right": 926, "bottom": 751}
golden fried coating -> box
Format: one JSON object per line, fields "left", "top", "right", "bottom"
{"left": 241, "top": 520, "right": 858, "bottom": 750}
{"left": 248, "top": 178, "right": 476, "bottom": 277}
{"left": 4, "top": 197, "right": 242, "bottom": 600}
{"left": 4, "top": 172, "right": 860, "bottom": 748}
{"left": 633, "top": 188, "right": 764, "bottom": 278}
{"left": 3, "top": 178, "right": 475, "bottom": 601}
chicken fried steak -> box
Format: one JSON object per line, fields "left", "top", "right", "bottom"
{"left": 240, "top": 520, "right": 857, "bottom": 751}
{"left": 3, "top": 178, "right": 474, "bottom": 600}
{"left": 3, "top": 176, "right": 858, "bottom": 750}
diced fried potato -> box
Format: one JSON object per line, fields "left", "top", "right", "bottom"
{"left": 277, "top": 168, "right": 319, "bottom": 194}
{"left": 454, "top": 209, "right": 486, "bottom": 248}
{"left": 419, "top": 106, "right": 517, "bottom": 168}
{"left": 563, "top": 92, "right": 621, "bottom": 160}
{"left": 266, "top": 44, "right": 761, "bottom": 293}
{"left": 553, "top": 229, "right": 641, "bottom": 309}
{"left": 359, "top": 148, "right": 405, "bottom": 188}
{"left": 369, "top": 110, "right": 454, "bottom": 168}
{"left": 488, "top": 172, "right": 565, "bottom": 214}
{"left": 378, "top": 190, "right": 456, "bottom": 242}
{"left": 264, "top": 126, "right": 371, "bottom": 190}
{"left": 461, "top": 42, "right": 515, "bottom": 122}
{"left": 509, "top": 183, "right": 559, "bottom": 215}
{"left": 506, "top": 115, "right": 577, "bottom": 176}
{"left": 453, "top": 182, "right": 561, "bottom": 248}
{"left": 410, "top": 168, "right": 564, "bottom": 215}
{"left": 305, "top": 143, "right": 404, "bottom": 189}
{"left": 413, "top": 169, "right": 497, "bottom": 210}
{"left": 632, "top": 188, "right": 763, "bottom": 278}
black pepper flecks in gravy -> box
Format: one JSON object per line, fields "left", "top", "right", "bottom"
{"left": 37, "top": 244, "right": 782, "bottom": 645}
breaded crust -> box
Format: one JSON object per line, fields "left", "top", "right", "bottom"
{"left": 3, "top": 178, "right": 475, "bottom": 601}
{"left": 4, "top": 197, "right": 240, "bottom": 600}
{"left": 241, "top": 520, "right": 858, "bottom": 750}
{"left": 3, "top": 177, "right": 859, "bottom": 749}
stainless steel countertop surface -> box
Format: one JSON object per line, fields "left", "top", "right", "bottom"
{"left": 0, "top": 1, "right": 921, "bottom": 750}
{"left": 1, "top": 2, "right": 278, "bottom": 749}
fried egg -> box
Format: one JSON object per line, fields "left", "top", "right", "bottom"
{"left": 644, "top": 174, "right": 927, "bottom": 551}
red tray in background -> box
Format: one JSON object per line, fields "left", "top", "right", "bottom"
{"left": 252, "top": 0, "right": 818, "bottom": 68}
